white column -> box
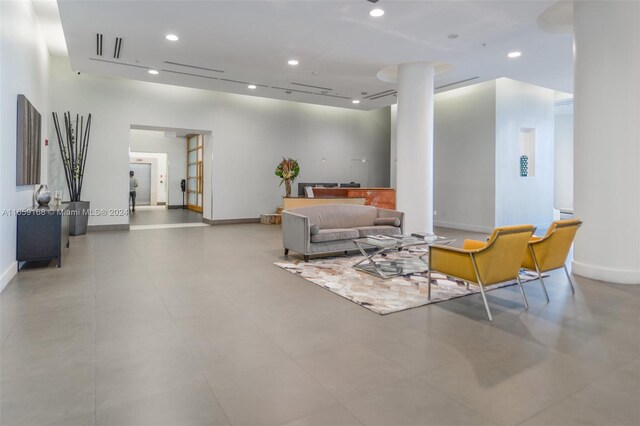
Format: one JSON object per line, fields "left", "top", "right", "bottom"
{"left": 395, "top": 62, "right": 435, "bottom": 234}
{"left": 572, "top": 1, "right": 640, "bottom": 284}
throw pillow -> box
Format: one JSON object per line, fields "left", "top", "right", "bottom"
{"left": 374, "top": 217, "right": 400, "bottom": 227}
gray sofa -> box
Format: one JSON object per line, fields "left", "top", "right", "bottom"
{"left": 282, "top": 204, "right": 404, "bottom": 261}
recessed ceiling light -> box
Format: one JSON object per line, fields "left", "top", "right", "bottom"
{"left": 148, "top": 69, "right": 159, "bottom": 75}
{"left": 369, "top": 8, "right": 384, "bottom": 17}
{"left": 508, "top": 51, "right": 522, "bottom": 58}
{"left": 352, "top": 100, "right": 360, "bottom": 104}
{"left": 247, "top": 84, "right": 257, "bottom": 89}
{"left": 165, "top": 34, "right": 179, "bottom": 41}
{"left": 288, "top": 59, "right": 299, "bottom": 66}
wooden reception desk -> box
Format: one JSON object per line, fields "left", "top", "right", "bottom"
{"left": 283, "top": 197, "right": 365, "bottom": 210}
{"left": 311, "top": 187, "right": 396, "bottom": 210}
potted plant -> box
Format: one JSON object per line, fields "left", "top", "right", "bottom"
{"left": 52, "top": 112, "right": 92, "bottom": 236}
{"left": 275, "top": 157, "right": 300, "bottom": 197}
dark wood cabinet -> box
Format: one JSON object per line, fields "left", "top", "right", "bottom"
{"left": 17, "top": 205, "right": 69, "bottom": 269}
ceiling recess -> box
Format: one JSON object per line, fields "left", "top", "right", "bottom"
{"left": 88, "top": 57, "right": 380, "bottom": 103}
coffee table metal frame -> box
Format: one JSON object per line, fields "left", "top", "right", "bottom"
{"left": 352, "top": 236, "right": 455, "bottom": 279}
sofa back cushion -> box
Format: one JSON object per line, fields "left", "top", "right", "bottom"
{"left": 289, "top": 204, "right": 379, "bottom": 229}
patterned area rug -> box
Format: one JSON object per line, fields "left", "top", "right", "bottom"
{"left": 275, "top": 250, "right": 541, "bottom": 315}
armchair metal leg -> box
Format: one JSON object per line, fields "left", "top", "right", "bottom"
{"left": 516, "top": 275, "right": 529, "bottom": 310}
{"left": 427, "top": 269, "right": 432, "bottom": 300}
{"left": 537, "top": 271, "right": 550, "bottom": 303}
{"left": 529, "top": 246, "right": 550, "bottom": 303}
{"left": 477, "top": 282, "right": 493, "bottom": 322}
{"left": 563, "top": 264, "right": 576, "bottom": 294}
{"left": 471, "top": 253, "right": 492, "bottom": 322}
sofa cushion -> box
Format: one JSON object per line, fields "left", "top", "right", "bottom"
{"left": 374, "top": 217, "right": 401, "bottom": 227}
{"left": 310, "top": 224, "right": 320, "bottom": 235}
{"left": 311, "top": 228, "right": 359, "bottom": 243}
{"left": 355, "top": 225, "right": 401, "bottom": 238}
{"left": 290, "top": 204, "right": 379, "bottom": 229}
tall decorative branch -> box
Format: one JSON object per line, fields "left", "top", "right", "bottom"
{"left": 52, "top": 112, "right": 92, "bottom": 202}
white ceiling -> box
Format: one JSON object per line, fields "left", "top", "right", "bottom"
{"left": 56, "top": 0, "right": 574, "bottom": 110}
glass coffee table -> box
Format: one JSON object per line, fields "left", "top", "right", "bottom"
{"left": 352, "top": 235, "right": 455, "bottom": 279}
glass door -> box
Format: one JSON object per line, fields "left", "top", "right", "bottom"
{"left": 186, "top": 134, "right": 203, "bottom": 213}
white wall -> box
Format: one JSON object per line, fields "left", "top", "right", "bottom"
{"left": 0, "top": 0, "right": 51, "bottom": 290}
{"left": 495, "top": 78, "right": 555, "bottom": 229}
{"left": 49, "top": 56, "right": 390, "bottom": 225}
{"left": 130, "top": 130, "right": 185, "bottom": 206}
{"left": 433, "top": 81, "right": 497, "bottom": 232}
{"left": 554, "top": 105, "right": 573, "bottom": 210}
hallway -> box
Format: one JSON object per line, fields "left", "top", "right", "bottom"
{"left": 129, "top": 206, "right": 203, "bottom": 226}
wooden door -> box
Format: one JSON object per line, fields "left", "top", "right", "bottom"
{"left": 186, "top": 134, "right": 203, "bottom": 213}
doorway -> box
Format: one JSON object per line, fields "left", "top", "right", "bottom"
{"left": 129, "top": 162, "right": 152, "bottom": 205}
{"left": 128, "top": 126, "right": 210, "bottom": 229}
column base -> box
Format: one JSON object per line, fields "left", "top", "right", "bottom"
{"left": 572, "top": 260, "right": 640, "bottom": 285}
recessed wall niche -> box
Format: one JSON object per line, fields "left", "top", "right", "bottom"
{"left": 519, "top": 128, "right": 536, "bottom": 177}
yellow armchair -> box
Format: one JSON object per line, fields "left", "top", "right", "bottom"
{"left": 428, "top": 224, "right": 535, "bottom": 321}
{"left": 521, "top": 219, "right": 582, "bottom": 300}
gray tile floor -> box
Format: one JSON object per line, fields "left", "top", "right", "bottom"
{"left": 129, "top": 207, "right": 203, "bottom": 226}
{"left": 1, "top": 224, "right": 638, "bottom": 425}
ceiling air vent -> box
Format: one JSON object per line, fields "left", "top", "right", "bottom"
{"left": 363, "top": 89, "right": 395, "bottom": 100}
{"left": 291, "top": 82, "right": 333, "bottom": 91}
{"left": 220, "top": 78, "right": 251, "bottom": 85}
{"left": 89, "top": 58, "right": 148, "bottom": 70}
{"left": 368, "top": 90, "right": 397, "bottom": 100}
{"left": 161, "top": 69, "right": 220, "bottom": 80}
{"left": 113, "top": 37, "right": 123, "bottom": 59}
{"left": 316, "top": 93, "right": 350, "bottom": 100}
{"left": 435, "top": 76, "right": 479, "bottom": 90}
{"left": 271, "top": 86, "right": 314, "bottom": 95}
{"left": 96, "top": 33, "right": 103, "bottom": 56}
{"left": 163, "top": 61, "right": 224, "bottom": 74}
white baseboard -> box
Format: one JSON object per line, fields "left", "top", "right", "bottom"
{"left": 1, "top": 261, "right": 18, "bottom": 293}
{"left": 434, "top": 221, "right": 493, "bottom": 234}
{"left": 572, "top": 259, "right": 640, "bottom": 285}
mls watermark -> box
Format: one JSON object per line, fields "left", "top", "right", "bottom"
{"left": 2, "top": 209, "right": 130, "bottom": 217}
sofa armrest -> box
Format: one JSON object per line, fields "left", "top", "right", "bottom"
{"left": 282, "top": 211, "right": 310, "bottom": 255}
{"left": 376, "top": 208, "right": 405, "bottom": 233}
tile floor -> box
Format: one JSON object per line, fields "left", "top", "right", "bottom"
{"left": 1, "top": 224, "right": 638, "bottom": 425}
{"left": 129, "top": 207, "right": 203, "bottom": 226}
